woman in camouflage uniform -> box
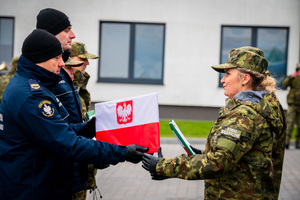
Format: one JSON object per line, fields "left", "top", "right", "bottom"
{"left": 142, "top": 46, "right": 286, "bottom": 200}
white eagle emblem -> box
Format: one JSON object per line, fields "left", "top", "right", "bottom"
{"left": 117, "top": 102, "right": 132, "bottom": 124}
{"left": 43, "top": 104, "right": 53, "bottom": 116}
{"left": 38, "top": 100, "right": 55, "bottom": 117}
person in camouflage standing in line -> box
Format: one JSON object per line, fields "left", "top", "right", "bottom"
{"left": 62, "top": 58, "right": 84, "bottom": 80}
{"left": 0, "top": 57, "right": 19, "bottom": 103}
{"left": 70, "top": 42, "right": 98, "bottom": 118}
{"left": 282, "top": 63, "right": 300, "bottom": 149}
{"left": 70, "top": 41, "right": 99, "bottom": 200}
{"left": 142, "top": 46, "right": 286, "bottom": 200}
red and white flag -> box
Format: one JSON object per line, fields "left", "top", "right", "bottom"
{"left": 95, "top": 93, "right": 160, "bottom": 153}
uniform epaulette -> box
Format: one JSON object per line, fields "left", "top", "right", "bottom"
{"left": 28, "top": 79, "right": 43, "bottom": 92}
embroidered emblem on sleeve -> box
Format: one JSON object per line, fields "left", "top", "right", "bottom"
{"left": 38, "top": 100, "right": 55, "bottom": 117}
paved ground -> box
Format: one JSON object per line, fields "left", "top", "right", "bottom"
{"left": 87, "top": 138, "right": 300, "bottom": 200}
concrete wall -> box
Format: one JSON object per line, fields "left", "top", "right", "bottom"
{"left": 1, "top": 0, "right": 299, "bottom": 109}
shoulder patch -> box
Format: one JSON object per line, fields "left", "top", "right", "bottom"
{"left": 221, "top": 127, "right": 241, "bottom": 139}
{"left": 28, "top": 79, "right": 42, "bottom": 92}
{"left": 38, "top": 100, "right": 55, "bottom": 118}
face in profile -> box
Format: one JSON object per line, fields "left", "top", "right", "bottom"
{"left": 55, "top": 26, "right": 75, "bottom": 51}
{"left": 36, "top": 55, "right": 64, "bottom": 75}
{"left": 70, "top": 57, "right": 89, "bottom": 72}
{"left": 63, "top": 65, "right": 76, "bottom": 80}
{"left": 221, "top": 68, "right": 243, "bottom": 99}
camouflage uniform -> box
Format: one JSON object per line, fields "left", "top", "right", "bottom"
{"left": 72, "top": 70, "right": 97, "bottom": 200}
{"left": 156, "top": 92, "right": 286, "bottom": 199}
{"left": 71, "top": 42, "right": 98, "bottom": 200}
{"left": 73, "top": 70, "right": 91, "bottom": 119}
{"left": 0, "top": 57, "right": 19, "bottom": 103}
{"left": 282, "top": 64, "right": 300, "bottom": 148}
{"left": 152, "top": 47, "right": 286, "bottom": 199}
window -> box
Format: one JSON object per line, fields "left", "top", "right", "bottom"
{"left": 219, "top": 25, "right": 289, "bottom": 88}
{"left": 0, "top": 17, "right": 14, "bottom": 71}
{"left": 98, "top": 21, "right": 165, "bottom": 84}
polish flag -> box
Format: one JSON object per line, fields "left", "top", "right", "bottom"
{"left": 95, "top": 93, "right": 160, "bottom": 153}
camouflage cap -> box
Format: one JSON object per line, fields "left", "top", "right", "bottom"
{"left": 70, "top": 42, "right": 99, "bottom": 59}
{"left": 64, "top": 58, "right": 84, "bottom": 67}
{"left": 211, "top": 46, "right": 268, "bottom": 75}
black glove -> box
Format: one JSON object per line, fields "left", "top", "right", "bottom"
{"left": 190, "top": 145, "right": 202, "bottom": 154}
{"left": 142, "top": 147, "right": 168, "bottom": 180}
{"left": 82, "top": 117, "right": 96, "bottom": 139}
{"left": 126, "top": 144, "right": 149, "bottom": 164}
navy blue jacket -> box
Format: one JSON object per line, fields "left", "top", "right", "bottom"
{"left": 0, "top": 56, "right": 127, "bottom": 200}
{"left": 50, "top": 53, "right": 90, "bottom": 192}
{"left": 51, "top": 50, "right": 84, "bottom": 135}
{"left": 51, "top": 68, "right": 83, "bottom": 124}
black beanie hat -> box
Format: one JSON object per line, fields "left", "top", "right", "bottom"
{"left": 22, "top": 29, "right": 63, "bottom": 63}
{"left": 36, "top": 8, "right": 71, "bottom": 35}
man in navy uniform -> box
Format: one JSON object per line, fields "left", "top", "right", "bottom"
{"left": 0, "top": 29, "right": 148, "bottom": 200}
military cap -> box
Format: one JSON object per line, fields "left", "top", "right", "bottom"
{"left": 64, "top": 58, "right": 84, "bottom": 67}
{"left": 70, "top": 42, "right": 99, "bottom": 59}
{"left": 212, "top": 46, "right": 268, "bottom": 75}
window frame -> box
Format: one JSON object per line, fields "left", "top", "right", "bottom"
{"left": 0, "top": 16, "right": 14, "bottom": 74}
{"left": 219, "top": 25, "right": 289, "bottom": 88}
{"left": 98, "top": 21, "right": 166, "bottom": 85}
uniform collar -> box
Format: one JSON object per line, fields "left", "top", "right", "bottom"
{"left": 17, "top": 55, "right": 62, "bottom": 88}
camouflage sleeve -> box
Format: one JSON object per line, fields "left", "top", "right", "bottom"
{"left": 214, "top": 106, "right": 262, "bottom": 163}
{"left": 156, "top": 105, "right": 263, "bottom": 180}
{"left": 156, "top": 149, "right": 233, "bottom": 180}
{"left": 282, "top": 76, "right": 292, "bottom": 88}
{"left": 79, "top": 95, "right": 87, "bottom": 119}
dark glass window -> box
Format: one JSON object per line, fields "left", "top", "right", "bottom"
{"left": 98, "top": 21, "right": 165, "bottom": 84}
{"left": 220, "top": 26, "right": 289, "bottom": 88}
{"left": 0, "top": 17, "right": 14, "bottom": 71}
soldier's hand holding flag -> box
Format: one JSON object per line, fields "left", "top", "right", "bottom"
{"left": 190, "top": 145, "right": 202, "bottom": 154}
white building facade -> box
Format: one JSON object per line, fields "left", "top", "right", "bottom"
{"left": 1, "top": 0, "right": 299, "bottom": 110}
